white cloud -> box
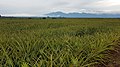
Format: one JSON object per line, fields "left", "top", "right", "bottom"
{"left": 0, "top": 0, "right": 120, "bottom": 16}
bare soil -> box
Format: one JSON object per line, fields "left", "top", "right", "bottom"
{"left": 94, "top": 38, "right": 120, "bottom": 67}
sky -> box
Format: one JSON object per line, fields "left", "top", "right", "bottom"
{"left": 0, "top": 0, "right": 120, "bottom": 16}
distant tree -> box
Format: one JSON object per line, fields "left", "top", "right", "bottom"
{"left": 42, "top": 17, "right": 46, "bottom": 19}
{"left": 0, "top": 15, "right": 1, "bottom": 17}
{"left": 52, "top": 17, "right": 57, "bottom": 19}
{"left": 28, "top": 17, "right": 32, "bottom": 19}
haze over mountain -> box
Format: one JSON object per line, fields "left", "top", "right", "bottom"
{"left": 46, "top": 11, "right": 120, "bottom": 18}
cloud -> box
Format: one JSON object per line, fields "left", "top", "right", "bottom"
{"left": 0, "top": 0, "right": 120, "bottom": 16}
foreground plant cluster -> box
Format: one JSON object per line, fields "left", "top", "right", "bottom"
{"left": 0, "top": 18, "right": 120, "bottom": 67}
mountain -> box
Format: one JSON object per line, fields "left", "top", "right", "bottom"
{"left": 45, "top": 11, "right": 120, "bottom": 18}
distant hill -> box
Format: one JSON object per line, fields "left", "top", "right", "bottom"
{"left": 45, "top": 11, "right": 120, "bottom": 18}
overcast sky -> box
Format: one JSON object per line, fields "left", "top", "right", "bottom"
{"left": 0, "top": 0, "right": 120, "bottom": 16}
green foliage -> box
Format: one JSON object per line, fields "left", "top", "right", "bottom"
{"left": 0, "top": 18, "right": 120, "bottom": 67}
